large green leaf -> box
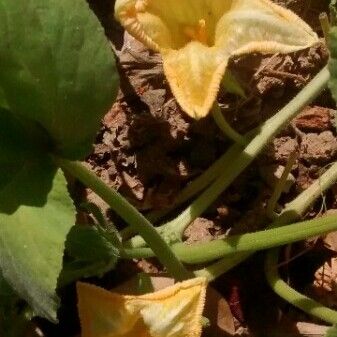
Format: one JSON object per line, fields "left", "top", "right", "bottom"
{"left": 0, "top": 170, "right": 75, "bottom": 322}
{"left": 0, "top": 109, "right": 56, "bottom": 213}
{"left": 57, "top": 225, "right": 119, "bottom": 286}
{"left": 0, "top": 110, "right": 75, "bottom": 321}
{"left": 0, "top": 153, "right": 57, "bottom": 214}
{"left": 0, "top": 0, "right": 119, "bottom": 159}
{"left": 0, "top": 105, "right": 74, "bottom": 322}
{"left": 0, "top": 273, "right": 32, "bottom": 337}
{"left": 0, "top": 88, "right": 8, "bottom": 110}
{"left": 0, "top": 0, "right": 116, "bottom": 322}
{"left": 0, "top": 109, "right": 31, "bottom": 191}
{"left": 66, "top": 226, "right": 119, "bottom": 262}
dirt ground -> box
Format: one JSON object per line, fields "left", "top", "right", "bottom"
{"left": 37, "top": 0, "right": 337, "bottom": 336}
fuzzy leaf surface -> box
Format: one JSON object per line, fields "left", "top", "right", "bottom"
{"left": 0, "top": 0, "right": 119, "bottom": 159}
{"left": 0, "top": 170, "right": 75, "bottom": 322}
{"left": 0, "top": 109, "right": 32, "bottom": 192}
{"left": 66, "top": 226, "right": 118, "bottom": 262}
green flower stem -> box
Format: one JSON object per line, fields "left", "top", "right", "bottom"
{"left": 81, "top": 202, "right": 109, "bottom": 228}
{"left": 194, "top": 254, "right": 252, "bottom": 280}
{"left": 125, "top": 66, "right": 330, "bottom": 249}
{"left": 265, "top": 247, "right": 337, "bottom": 325}
{"left": 195, "top": 160, "right": 337, "bottom": 280}
{"left": 173, "top": 214, "right": 337, "bottom": 264}
{"left": 122, "top": 213, "right": 337, "bottom": 263}
{"left": 266, "top": 150, "right": 297, "bottom": 218}
{"left": 121, "top": 128, "right": 256, "bottom": 240}
{"left": 120, "top": 143, "right": 243, "bottom": 240}
{"left": 54, "top": 158, "right": 192, "bottom": 281}
{"left": 278, "top": 163, "right": 337, "bottom": 222}
{"left": 211, "top": 102, "right": 247, "bottom": 145}
{"left": 144, "top": 143, "right": 242, "bottom": 224}
{"left": 145, "top": 128, "right": 258, "bottom": 224}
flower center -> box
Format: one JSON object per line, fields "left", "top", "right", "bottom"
{"left": 184, "top": 19, "right": 208, "bottom": 45}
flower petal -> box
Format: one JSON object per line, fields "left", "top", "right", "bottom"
{"left": 77, "top": 277, "right": 207, "bottom": 337}
{"left": 215, "top": 0, "right": 319, "bottom": 56}
{"left": 77, "top": 282, "right": 140, "bottom": 337}
{"left": 115, "top": 0, "right": 319, "bottom": 119}
{"left": 162, "top": 42, "right": 228, "bottom": 119}
{"left": 115, "top": 0, "right": 173, "bottom": 50}
{"left": 115, "top": 0, "right": 232, "bottom": 50}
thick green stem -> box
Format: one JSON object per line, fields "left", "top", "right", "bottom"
{"left": 196, "top": 160, "right": 337, "bottom": 280}
{"left": 265, "top": 247, "right": 337, "bottom": 325}
{"left": 211, "top": 102, "right": 247, "bottom": 145}
{"left": 166, "top": 67, "right": 329, "bottom": 234}
{"left": 54, "top": 158, "right": 191, "bottom": 281}
{"left": 145, "top": 128, "right": 257, "bottom": 224}
{"left": 144, "top": 144, "right": 243, "bottom": 224}
{"left": 194, "top": 254, "right": 251, "bottom": 280}
{"left": 122, "top": 213, "right": 337, "bottom": 263}
{"left": 126, "top": 66, "right": 330, "bottom": 249}
{"left": 173, "top": 214, "right": 337, "bottom": 264}
{"left": 278, "top": 163, "right": 337, "bottom": 222}
{"left": 122, "top": 128, "right": 256, "bottom": 239}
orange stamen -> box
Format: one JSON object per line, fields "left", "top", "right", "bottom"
{"left": 184, "top": 19, "right": 208, "bottom": 45}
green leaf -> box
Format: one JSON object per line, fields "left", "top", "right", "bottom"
{"left": 0, "top": 109, "right": 31, "bottom": 191}
{"left": 0, "top": 113, "right": 75, "bottom": 321}
{"left": 0, "top": 109, "right": 52, "bottom": 205}
{"left": 0, "top": 273, "right": 15, "bottom": 300}
{"left": 0, "top": 0, "right": 119, "bottom": 159}
{"left": 0, "top": 109, "right": 56, "bottom": 214}
{"left": 66, "top": 226, "right": 118, "bottom": 261}
{"left": 0, "top": 273, "right": 33, "bottom": 337}
{"left": 0, "top": 154, "right": 58, "bottom": 214}
{"left": 80, "top": 202, "right": 122, "bottom": 250}
{"left": 60, "top": 259, "right": 116, "bottom": 287}
{"left": 59, "top": 225, "right": 118, "bottom": 286}
{"left": 0, "top": 170, "right": 75, "bottom": 322}
{"left": 0, "top": 88, "right": 9, "bottom": 110}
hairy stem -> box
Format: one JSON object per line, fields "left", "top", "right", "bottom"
{"left": 54, "top": 158, "right": 191, "bottom": 281}
{"left": 144, "top": 144, "right": 244, "bottom": 224}
{"left": 265, "top": 247, "right": 337, "bottom": 324}
{"left": 122, "top": 128, "right": 256, "bottom": 239}
{"left": 211, "top": 102, "right": 247, "bottom": 145}
{"left": 122, "top": 213, "right": 337, "bottom": 264}
{"left": 126, "top": 66, "right": 330, "bottom": 249}
{"left": 196, "top": 160, "right": 337, "bottom": 280}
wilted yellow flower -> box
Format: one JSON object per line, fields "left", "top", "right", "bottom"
{"left": 77, "top": 277, "right": 207, "bottom": 337}
{"left": 115, "top": 0, "right": 319, "bottom": 119}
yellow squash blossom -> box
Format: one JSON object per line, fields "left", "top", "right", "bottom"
{"left": 115, "top": 0, "right": 319, "bottom": 119}
{"left": 77, "top": 277, "right": 207, "bottom": 337}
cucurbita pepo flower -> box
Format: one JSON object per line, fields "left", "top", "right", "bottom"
{"left": 77, "top": 277, "right": 207, "bottom": 337}
{"left": 115, "top": 0, "right": 319, "bottom": 119}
